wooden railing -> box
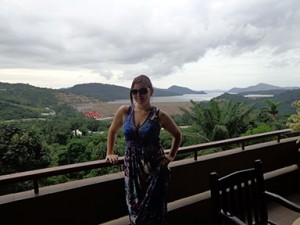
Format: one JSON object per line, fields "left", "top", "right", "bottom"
{"left": 1, "top": 128, "right": 299, "bottom": 225}
{"left": 0, "top": 128, "right": 293, "bottom": 195}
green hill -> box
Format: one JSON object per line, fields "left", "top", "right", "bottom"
{"left": 1, "top": 81, "right": 299, "bottom": 121}
{"left": 0, "top": 83, "right": 58, "bottom": 120}
{"left": 228, "top": 83, "right": 299, "bottom": 93}
{"left": 168, "top": 85, "right": 206, "bottom": 94}
{"left": 63, "top": 83, "right": 182, "bottom": 101}
{"left": 0, "top": 82, "right": 56, "bottom": 107}
{"left": 215, "top": 89, "right": 300, "bottom": 115}
{"left": 63, "top": 83, "right": 130, "bottom": 101}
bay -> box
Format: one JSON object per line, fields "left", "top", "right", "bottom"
{"left": 243, "top": 94, "right": 274, "bottom": 98}
{"left": 109, "top": 91, "right": 224, "bottom": 104}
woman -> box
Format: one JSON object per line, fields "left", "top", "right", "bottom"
{"left": 106, "top": 75, "right": 182, "bottom": 225}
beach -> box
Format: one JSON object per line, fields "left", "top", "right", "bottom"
{"left": 56, "top": 91, "right": 223, "bottom": 118}
{"left": 76, "top": 101, "right": 193, "bottom": 118}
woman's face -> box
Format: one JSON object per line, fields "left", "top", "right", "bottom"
{"left": 131, "top": 82, "right": 153, "bottom": 105}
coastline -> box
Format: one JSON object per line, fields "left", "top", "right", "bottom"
{"left": 74, "top": 92, "right": 225, "bottom": 118}
{"left": 76, "top": 101, "right": 194, "bottom": 118}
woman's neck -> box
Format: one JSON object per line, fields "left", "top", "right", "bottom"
{"left": 134, "top": 103, "right": 152, "bottom": 111}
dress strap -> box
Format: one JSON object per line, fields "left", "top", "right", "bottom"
{"left": 155, "top": 108, "right": 160, "bottom": 116}
{"left": 127, "top": 105, "right": 134, "bottom": 116}
{"left": 152, "top": 106, "right": 160, "bottom": 115}
{"left": 150, "top": 106, "right": 160, "bottom": 120}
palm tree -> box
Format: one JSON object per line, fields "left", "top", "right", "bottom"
{"left": 181, "top": 100, "right": 255, "bottom": 142}
{"left": 259, "top": 100, "right": 281, "bottom": 122}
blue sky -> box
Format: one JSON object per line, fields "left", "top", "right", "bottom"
{"left": 0, "top": 0, "right": 299, "bottom": 91}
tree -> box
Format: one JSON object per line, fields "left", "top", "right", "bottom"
{"left": 58, "top": 139, "right": 89, "bottom": 165}
{"left": 0, "top": 123, "right": 50, "bottom": 175}
{"left": 180, "top": 100, "right": 255, "bottom": 142}
{"left": 259, "top": 100, "right": 281, "bottom": 122}
{"left": 0, "top": 123, "right": 51, "bottom": 194}
{"left": 287, "top": 100, "right": 300, "bottom": 143}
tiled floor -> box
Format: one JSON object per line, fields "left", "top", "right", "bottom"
{"left": 268, "top": 192, "right": 300, "bottom": 225}
{"left": 102, "top": 192, "right": 300, "bottom": 225}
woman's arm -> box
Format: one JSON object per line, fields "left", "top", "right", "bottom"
{"left": 105, "top": 105, "right": 128, "bottom": 164}
{"left": 159, "top": 110, "right": 182, "bottom": 165}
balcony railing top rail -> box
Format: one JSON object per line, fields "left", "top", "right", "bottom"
{"left": 0, "top": 128, "right": 294, "bottom": 194}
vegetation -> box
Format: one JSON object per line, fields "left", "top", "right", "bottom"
{"left": 180, "top": 100, "right": 255, "bottom": 142}
{"left": 215, "top": 89, "right": 300, "bottom": 115}
{"left": 1, "top": 82, "right": 299, "bottom": 194}
{"left": 287, "top": 100, "right": 300, "bottom": 142}
{"left": 66, "top": 83, "right": 130, "bottom": 101}
{"left": 0, "top": 123, "right": 51, "bottom": 194}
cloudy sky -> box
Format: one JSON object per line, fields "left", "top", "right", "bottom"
{"left": 0, "top": 0, "right": 299, "bottom": 91}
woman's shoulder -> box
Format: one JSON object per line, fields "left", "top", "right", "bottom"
{"left": 156, "top": 107, "right": 165, "bottom": 116}
{"left": 156, "top": 108, "right": 172, "bottom": 121}
{"left": 118, "top": 104, "right": 130, "bottom": 110}
{"left": 116, "top": 105, "right": 131, "bottom": 115}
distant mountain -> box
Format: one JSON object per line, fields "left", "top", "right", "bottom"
{"left": 0, "top": 82, "right": 59, "bottom": 120}
{"left": 1, "top": 81, "right": 299, "bottom": 120}
{"left": 0, "top": 82, "right": 57, "bottom": 107}
{"left": 215, "top": 88, "right": 300, "bottom": 115}
{"left": 228, "top": 83, "right": 299, "bottom": 94}
{"left": 64, "top": 83, "right": 130, "bottom": 101}
{"left": 152, "top": 88, "right": 181, "bottom": 97}
{"left": 63, "top": 83, "right": 206, "bottom": 101}
{"left": 167, "top": 85, "right": 206, "bottom": 94}
{"left": 63, "top": 83, "right": 183, "bottom": 101}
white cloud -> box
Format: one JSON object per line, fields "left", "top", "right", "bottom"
{"left": 0, "top": 0, "right": 299, "bottom": 90}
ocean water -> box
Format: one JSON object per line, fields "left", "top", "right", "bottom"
{"left": 109, "top": 92, "right": 224, "bottom": 103}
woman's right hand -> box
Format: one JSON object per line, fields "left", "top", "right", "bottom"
{"left": 105, "top": 154, "right": 119, "bottom": 164}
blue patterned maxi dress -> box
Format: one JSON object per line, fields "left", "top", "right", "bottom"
{"left": 123, "top": 106, "right": 170, "bottom": 225}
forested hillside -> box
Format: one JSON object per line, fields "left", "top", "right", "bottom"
{"left": 0, "top": 82, "right": 56, "bottom": 107}
{"left": 1, "top": 82, "right": 299, "bottom": 195}
{"left": 64, "top": 83, "right": 130, "bottom": 101}
{"left": 215, "top": 89, "right": 300, "bottom": 115}
{"left": 0, "top": 83, "right": 57, "bottom": 120}
{"left": 228, "top": 83, "right": 299, "bottom": 93}
{"left": 63, "top": 83, "right": 182, "bottom": 101}
{"left": 0, "top": 82, "right": 202, "bottom": 120}
{"left": 1, "top": 82, "right": 300, "bottom": 120}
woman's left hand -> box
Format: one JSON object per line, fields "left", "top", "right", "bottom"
{"left": 161, "top": 154, "right": 175, "bottom": 166}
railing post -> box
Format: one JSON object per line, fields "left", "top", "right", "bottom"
{"left": 194, "top": 150, "right": 197, "bottom": 160}
{"left": 242, "top": 141, "right": 245, "bottom": 150}
{"left": 277, "top": 134, "right": 281, "bottom": 143}
{"left": 33, "top": 179, "right": 39, "bottom": 194}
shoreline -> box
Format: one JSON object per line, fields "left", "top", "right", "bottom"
{"left": 76, "top": 101, "right": 194, "bottom": 118}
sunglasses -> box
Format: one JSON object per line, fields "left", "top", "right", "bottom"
{"left": 131, "top": 88, "right": 150, "bottom": 95}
